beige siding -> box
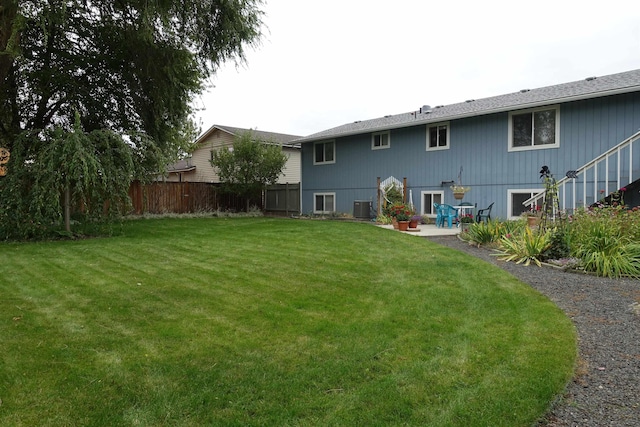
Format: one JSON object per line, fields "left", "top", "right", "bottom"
{"left": 279, "top": 147, "right": 301, "bottom": 184}
{"left": 187, "top": 129, "right": 234, "bottom": 182}
{"left": 164, "top": 128, "right": 300, "bottom": 184}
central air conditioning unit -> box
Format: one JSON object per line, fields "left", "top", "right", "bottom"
{"left": 353, "top": 200, "right": 371, "bottom": 219}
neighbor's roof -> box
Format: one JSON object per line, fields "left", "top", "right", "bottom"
{"left": 296, "top": 68, "right": 640, "bottom": 143}
{"left": 196, "top": 124, "right": 302, "bottom": 147}
{"left": 166, "top": 159, "right": 196, "bottom": 174}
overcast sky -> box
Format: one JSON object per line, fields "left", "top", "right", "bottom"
{"left": 193, "top": 0, "right": 640, "bottom": 137}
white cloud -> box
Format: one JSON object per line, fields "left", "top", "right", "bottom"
{"left": 194, "top": 0, "right": 640, "bottom": 136}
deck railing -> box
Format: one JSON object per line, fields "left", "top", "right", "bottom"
{"left": 523, "top": 130, "right": 640, "bottom": 213}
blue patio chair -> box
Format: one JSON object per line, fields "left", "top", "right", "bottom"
{"left": 433, "top": 202, "right": 442, "bottom": 227}
{"left": 439, "top": 204, "right": 459, "bottom": 228}
{"left": 475, "top": 202, "right": 494, "bottom": 223}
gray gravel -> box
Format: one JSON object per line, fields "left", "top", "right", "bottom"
{"left": 427, "top": 236, "right": 640, "bottom": 427}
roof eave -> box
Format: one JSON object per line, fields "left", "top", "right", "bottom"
{"left": 295, "top": 85, "right": 640, "bottom": 144}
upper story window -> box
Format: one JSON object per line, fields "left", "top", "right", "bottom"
{"left": 314, "top": 140, "right": 335, "bottom": 165}
{"left": 427, "top": 122, "right": 449, "bottom": 151}
{"left": 508, "top": 106, "right": 560, "bottom": 151}
{"left": 371, "top": 131, "right": 390, "bottom": 150}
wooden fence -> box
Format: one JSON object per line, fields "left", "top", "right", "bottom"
{"left": 128, "top": 181, "right": 301, "bottom": 216}
{"left": 128, "top": 181, "right": 246, "bottom": 214}
{"left": 264, "top": 183, "right": 300, "bottom": 216}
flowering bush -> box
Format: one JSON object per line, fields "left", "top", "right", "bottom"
{"left": 460, "top": 213, "right": 474, "bottom": 223}
{"left": 388, "top": 203, "right": 414, "bottom": 221}
{"left": 595, "top": 187, "right": 627, "bottom": 207}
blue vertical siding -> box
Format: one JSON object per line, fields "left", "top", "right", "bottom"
{"left": 301, "top": 92, "right": 640, "bottom": 218}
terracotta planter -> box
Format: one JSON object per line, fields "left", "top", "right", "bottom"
{"left": 398, "top": 221, "right": 410, "bottom": 231}
{"left": 409, "top": 219, "right": 419, "bottom": 229}
{"left": 392, "top": 217, "right": 399, "bottom": 229}
{"left": 527, "top": 216, "right": 540, "bottom": 227}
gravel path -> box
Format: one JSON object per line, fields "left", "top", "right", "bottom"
{"left": 427, "top": 236, "right": 640, "bottom": 427}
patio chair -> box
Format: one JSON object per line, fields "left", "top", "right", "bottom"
{"left": 475, "top": 202, "right": 494, "bottom": 223}
{"left": 433, "top": 202, "right": 442, "bottom": 227}
{"left": 439, "top": 204, "right": 459, "bottom": 228}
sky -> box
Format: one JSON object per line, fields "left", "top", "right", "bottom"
{"left": 193, "top": 0, "right": 640, "bottom": 137}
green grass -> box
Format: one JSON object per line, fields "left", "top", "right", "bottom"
{"left": 0, "top": 217, "right": 576, "bottom": 426}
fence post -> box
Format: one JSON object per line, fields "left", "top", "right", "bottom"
{"left": 285, "top": 182, "right": 289, "bottom": 216}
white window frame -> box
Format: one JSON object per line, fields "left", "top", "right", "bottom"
{"left": 371, "top": 131, "right": 390, "bottom": 150}
{"left": 421, "top": 191, "right": 444, "bottom": 216}
{"left": 508, "top": 105, "right": 560, "bottom": 152}
{"left": 426, "top": 122, "right": 450, "bottom": 151}
{"left": 313, "top": 140, "right": 336, "bottom": 165}
{"left": 507, "top": 189, "right": 543, "bottom": 220}
{"left": 314, "top": 192, "right": 336, "bottom": 214}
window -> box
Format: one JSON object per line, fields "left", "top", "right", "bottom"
{"left": 314, "top": 140, "right": 335, "bottom": 164}
{"left": 427, "top": 122, "right": 449, "bottom": 151}
{"left": 421, "top": 191, "right": 444, "bottom": 216}
{"left": 508, "top": 106, "right": 560, "bottom": 151}
{"left": 508, "top": 189, "right": 542, "bottom": 219}
{"left": 371, "top": 131, "right": 390, "bottom": 150}
{"left": 314, "top": 193, "right": 335, "bottom": 214}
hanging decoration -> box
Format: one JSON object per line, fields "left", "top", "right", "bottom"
{"left": 0, "top": 147, "right": 10, "bottom": 177}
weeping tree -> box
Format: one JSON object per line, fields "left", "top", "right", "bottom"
{"left": 0, "top": 0, "right": 263, "bottom": 239}
{"left": 211, "top": 131, "right": 288, "bottom": 212}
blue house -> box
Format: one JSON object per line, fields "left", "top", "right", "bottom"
{"left": 296, "top": 69, "right": 640, "bottom": 220}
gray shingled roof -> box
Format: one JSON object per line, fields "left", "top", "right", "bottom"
{"left": 197, "top": 125, "right": 302, "bottom": 146}
{"left": 297, "top": 68, "right": 640, "bottom": 143}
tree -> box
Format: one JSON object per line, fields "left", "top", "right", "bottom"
{"left": 211, "top": 131, "right": 288, "bottom": 212}
{"left": 0, "top": 0, "right": 264, "bottom": 238}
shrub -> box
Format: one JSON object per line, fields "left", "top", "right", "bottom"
{"left": 567, "top": 206, "right": 640, "bottom": 278}
{"left": 376, "top": 213, "right": 392, "bottom": 225}
{"left": 495, "top": 227, "right": 553, "bottom": 267}
{"left": 465, "top": 219, "right": 508, "bottom": 246}
{"left": 542, "top": 227, "right": 571, "bottom": 261}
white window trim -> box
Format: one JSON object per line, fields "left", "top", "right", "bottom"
{"left": 508, "top": 105, "right": 560, "bottom": 152}
{"left": 426, "top": 122, "right": 450, "bottom": 151}
{"left": 371, "top": 131, "right": 390, "bottom": 150}
{"left": 313, "top": 140, "right": 336, "bottom": 165}
{"left": 420, "top": 190, "right": 444, "bottom": 216}
{"left": 507, "top": 188, "right": 543, "bottom": 220}
{"left": 314, "top": 192, "right": 336, "bottom": 214}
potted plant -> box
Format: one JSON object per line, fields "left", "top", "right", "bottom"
{"left": 390, "top": 203, "right": 414, "bottom": 231}
{"left": 459, "top": 213, "right": 474, "bottom": 230}
{"left": 521, "top": 205, "right": 541, "bottom": 227}
{"left": 450, "top": 166, "right": 471, "bottom": 200}
{"left": 409, "top": 214, "right": 422, "bottom": 229}
{"left": 450, "top": 184, "right": 471, "bottom": 200}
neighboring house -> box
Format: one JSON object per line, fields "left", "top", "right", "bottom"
{"left": 163, "top": 125, "right": 301, "bottom": 184}
{"left": 295, "top": 69, "right": 640, "bottom": 220}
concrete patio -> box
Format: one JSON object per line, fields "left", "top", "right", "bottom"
{"left": 376, "top": 223, "right": 461, "bottom": 237}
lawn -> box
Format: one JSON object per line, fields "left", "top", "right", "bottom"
{"left": 0, "top": 217, "right": 576, "bottom": 426}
